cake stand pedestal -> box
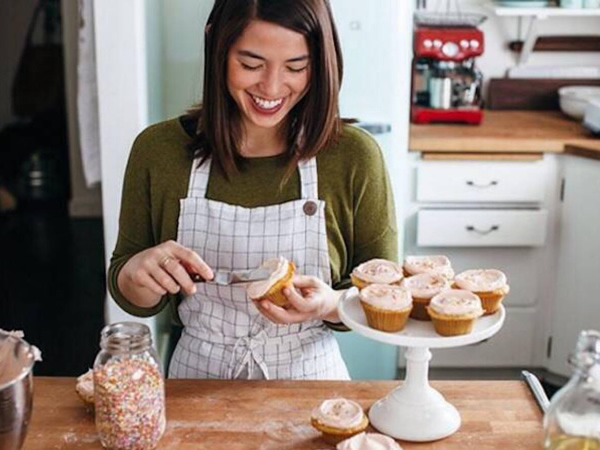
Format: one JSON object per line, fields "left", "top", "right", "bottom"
{"left": 338, "top": 288, "right": 505, "bottom": 442}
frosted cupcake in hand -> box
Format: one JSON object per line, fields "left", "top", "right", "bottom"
{"left": 454, "top": 269, "right": 509, "bottom": 315}
{"left": 427, "top": 290, "right": 484, "bottom": 337}
{"left": 247, "top": 257, "right": 295, "bottom": 307}
{"left": 350, "top": 258, "right": 403, "bottom": 290}
{"left": 403, "top": 255, "right": 454, "bottom": 280}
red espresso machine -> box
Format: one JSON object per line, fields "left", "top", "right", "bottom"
{"left": 411, "top": 26, "right": 484, "bottom": 125}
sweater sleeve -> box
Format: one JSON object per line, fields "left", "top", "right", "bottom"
{"left": 107, "top": 128, "right": 173, "bottom": 318}
{"left": 349, "top": 127, "right": 398, "bottom": 277}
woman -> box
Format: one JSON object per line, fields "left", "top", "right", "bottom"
{"left": 108, "top": 0, "right": 397, "bottom": 380}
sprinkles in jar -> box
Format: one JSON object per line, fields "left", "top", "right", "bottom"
{"left": 93, "top": 322, "right": 166, "bottom": 449}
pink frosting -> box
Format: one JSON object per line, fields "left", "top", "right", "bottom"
{"left": 246, "top": 257, "right": 290, "bottom": 299}
{"left": 429, "top": 290, "right": 483, "bottom": 318}
{"left": 352, "top": 259, "right": 403, "bottom": 284}
{"left": 401, "top": 273, "right": 451, "bottom": 299}
{"left": 311, "top": 398, "right": 365, "bottom": 429}
{"left": 454, "top": 269, "right": 508, "bottom": 292}
{"left": 359, "top": 284, "right": 412, "bottom": 311}
{"left": 337, "top": 432, "right": 403, "bottom": 450}
{"left": 403, "top": 255, "right": 454, "bottom": 279}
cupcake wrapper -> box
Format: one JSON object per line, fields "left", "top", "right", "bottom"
{"left": 360, "top": 301, "right": 412, "bottom": 332}
{"left": 409, "top": 297, "right": 432, "bottom": 321}
{"left": 427, "top": 308, "right": 477, "bottom": 336}
{"left": 258, "top": 262, "right": 296, "bottom": 307}
{"left": 311, "top": 416, "right": 369, "bottom": 446}
{"left": 350, "top": 274, "right": 368, "bottom": 291}
{"left": 477, "top": 291, "right": 505, "bottom": 315}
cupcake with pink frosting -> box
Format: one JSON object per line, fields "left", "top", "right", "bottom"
{"left": 311, "top": 398, "right": 369, "bottom": 445}
{"left": 359, "top": 284, "right": 412, "bottom": 332}
{"left": 247, "top": 257, "right": 295, "bottom": 307}
{"left": 454, "top": 269, "right": 509, "bottom": 315}
{"left": 337, "top": 432, "right": 403, "bottom": 450}
{"left": 427, "top": 290, "right": 484, "bottom": 336}
{"left": 351, "top": 259, "right": 403, "bottom": 290}
{"left": 401, "top": 273, "right": 451, "bottom": 321}
{"left": 403, "top": 255, "right": 454, "bottom": 280}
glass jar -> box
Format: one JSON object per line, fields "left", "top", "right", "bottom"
{"left": 543, "top": 330, "right": 600, "bottom": 450}
{"left": 93, "top": 322, "right": 166, "bottom": 450}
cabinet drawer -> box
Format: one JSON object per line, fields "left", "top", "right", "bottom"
{"left": 417, "top": 209, "right": 548, "bottom": 247}
{"left": 416, "top": 162, "right": 546, "bottom": 203}
{"left": 424, "top": 308, "right": 536, "bottom": 368}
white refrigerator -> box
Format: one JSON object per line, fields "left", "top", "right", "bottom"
{"left": 94, "top": 0, "right": 413, "bottom": 379}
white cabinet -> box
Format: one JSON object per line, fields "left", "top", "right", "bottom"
{"left": 547, "top": 155, "right": 600, "bottom": 377}
{"left": 404, "top": 153, "right": 560, "bottom": 368}
{"left": 417, "top": 161, "right": 546, "bottom": 203}
{"left": 418, "top": 209, "right": 548, "bottom": 247}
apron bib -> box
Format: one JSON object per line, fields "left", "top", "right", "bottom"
{"left": 168, "top": 157, "right": 349, "bottom": 380}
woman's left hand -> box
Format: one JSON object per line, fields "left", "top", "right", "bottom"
{"left": 254, "top": 275, "right": 344, "bottom": 324}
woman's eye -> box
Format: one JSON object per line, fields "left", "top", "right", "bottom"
{"left": 241, "top": 63, "right": 261, "bottom": 71}
{"left": 287, "top": 66, "right": 308, "bottom": 73}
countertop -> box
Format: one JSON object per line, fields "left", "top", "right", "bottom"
{"left": 410, "top": 110, "right": 600, "bottom": 160}
{"left": 24, "top": 377, "right": 543, "bottom": 449}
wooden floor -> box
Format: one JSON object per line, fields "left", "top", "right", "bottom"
{"left": 0, "top": 202, "right": 105, "bottom": 376}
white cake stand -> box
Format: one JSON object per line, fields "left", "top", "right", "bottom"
{"left": 338, "top": 288, "right": 505, "bottom": 442}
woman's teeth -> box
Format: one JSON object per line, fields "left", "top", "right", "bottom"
{"left": 251, "top": 95, "right": 283, "bottom": 110}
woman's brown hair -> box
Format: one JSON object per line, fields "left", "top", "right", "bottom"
{"left": 189, "top": 0, "right": 344, "bottom": 180}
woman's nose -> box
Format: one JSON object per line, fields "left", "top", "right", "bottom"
{"left": 260, "top": 67, "right": 282, "bottom": 97}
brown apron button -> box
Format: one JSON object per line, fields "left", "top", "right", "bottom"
{"left": 303, "top": 201, "right": 317, "bottom": 216}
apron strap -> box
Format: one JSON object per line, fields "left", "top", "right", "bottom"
{"left": 189, "top": 156, "right": 319, "bottom": 200}
{"left": 298, "top": 158, "right": 318, "bottom": 199}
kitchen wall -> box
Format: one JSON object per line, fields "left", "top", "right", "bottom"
{"left": 421, "top": 0, "right": 600, "bottom": 95}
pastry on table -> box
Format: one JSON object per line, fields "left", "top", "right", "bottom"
{"left": 246, "top": 256, "right": 295, "bottom": 307}
{"left": 350, "top": 258, "right": 403, "bottom": 290}
{"left": 454, "top": 269, "right": 509, "bottom": 315}
{"left": 75, "top": 368, "right": 94, "bottom": 410}
{"left": 337, "top": 432, "right": 403, "bottom": 450}
{"left": 427, "top": 290, "right": 484, "bottom": 337}
{"left": 311, "top": 398, "right": 369, "bottom": 445}
{"left": 401, "top": 273, "right": 451, "bottom": 321}
{"left": 402, "top": 255, "right": 454, "bottom": 280}
{"left": 359, "top": 284, "right": 412, "bottom": 332}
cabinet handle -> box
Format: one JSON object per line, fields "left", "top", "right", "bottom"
{"left": 466, "top": 225, "right": 499, "bottom": 235}
{"left": 466, "top": 180, "right": 498, "bottom": 188}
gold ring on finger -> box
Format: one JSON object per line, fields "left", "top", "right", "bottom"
{"left": 159, "top": 256, "right": 173, "bottom": 269}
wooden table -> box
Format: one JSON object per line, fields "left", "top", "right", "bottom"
{"left": 24, "top": 378, "right": 543, "bottom": 449}
{"left": 24, "top": 378, "right": 542, "bottom": 450}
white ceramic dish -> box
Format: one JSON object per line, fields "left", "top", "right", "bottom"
{"left": 558, "top": 86, "right": 600, "bottom": 120}
{"left": 584, "top": 99, "right": 600, "bottom": 135}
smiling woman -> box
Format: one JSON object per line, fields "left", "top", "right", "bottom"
{"left": 107, "top": 0, "right": 398, "bottom": 381}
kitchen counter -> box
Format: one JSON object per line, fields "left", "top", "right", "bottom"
{"left": 410, "top": 110, "right": 600, "bottom": 158}
{"left": 25, "top": 377, "right": 543, "bottom": 449}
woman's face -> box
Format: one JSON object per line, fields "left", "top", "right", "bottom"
{"left": 227, "top": 20, "right": 311, "bottom": 134}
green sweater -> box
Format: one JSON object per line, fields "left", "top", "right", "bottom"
{"left": 108, "top": 117, "right": 398, "bottom": 322}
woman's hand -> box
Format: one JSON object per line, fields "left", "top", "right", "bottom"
{"left": 117, "top": 240, "right": 213, "bottom": 308}
{"left": 254, "top": 275, "right": 345, "bottom": 325}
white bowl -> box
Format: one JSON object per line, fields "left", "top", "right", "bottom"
{"left": 584, "top": 99, "right": 600, "bottom": 135}
{"left": 558, "top": 86, "right": 600, "bottom": 120}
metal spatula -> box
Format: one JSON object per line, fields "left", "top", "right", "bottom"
{"left": 187, "top": 268, "right": 272, "bottom": 285}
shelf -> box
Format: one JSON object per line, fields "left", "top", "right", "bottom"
{"left": 494, "top": 7, "right": 600, "bottom": 18}
{"left": 489, "top": 3, "right": 600, "bottom": 65}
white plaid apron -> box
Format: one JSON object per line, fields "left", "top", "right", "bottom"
{"left": 168, "top": 157, "right": 350, "bottom": 380}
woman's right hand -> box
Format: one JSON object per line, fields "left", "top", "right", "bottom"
{"left": 117, "top": 240, "right": 213, "bottom": 308}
